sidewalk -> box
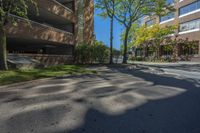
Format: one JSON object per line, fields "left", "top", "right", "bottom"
{"left": 129, "top": 61, "right": 200, "bottom": 66}
{"left": 130, "top": 61, "right": 200, "bottom": 80}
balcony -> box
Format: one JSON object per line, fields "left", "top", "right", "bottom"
{"left": 30, "top": 0, "right": 75, "bottom": 24}
{"left": 5, "top": 15, "right": 74, "bottom": 45}
{"left": 56, "top": 0, "right": 75, "bottom": 11}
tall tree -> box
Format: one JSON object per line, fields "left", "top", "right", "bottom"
{"left": 114, "top": 0, "right": 175, "bottom": 63}
{"left": 0, "top": 0, "right": 38, "bottom": 70}
{"left": 96, "top": 0, "right": 116, "bottom": 64}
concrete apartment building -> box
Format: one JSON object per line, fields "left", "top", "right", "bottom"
{"left": 5, "top": 0, "right": 94, "bottom": 65}
{"left": 138, "top": 0, "right": 200, "bottom": 61}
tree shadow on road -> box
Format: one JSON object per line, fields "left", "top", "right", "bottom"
{"left": 1, "top": 65, "right": 200, "bottom": 133}
{"left": 65, "top": 66, "right": 200, "bottom": 133}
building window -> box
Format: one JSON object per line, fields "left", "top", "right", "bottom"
{"left": 179, "top": 18, "right": 200, "bottom": 32}
{"left": 180, "top": 43, "right": 199, "bottom": 55}
{"left": 160, "top": 12, "right": 174, "bottom": 22}
{"left": 179, "top": 1, "right": 200, "bottom": 16}
{"left": 161, "top": 45, "right": 173, "bottom": 56}
{"left": 146, "top": 20, "right": 154, "bottom": 26}
{"left": 135, "top": 48, "right": 143, "bottom": 57}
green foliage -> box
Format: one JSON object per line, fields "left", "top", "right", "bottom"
{"left": 95, "top": 0, "right": 115, "bottom": 18}
{"left": 120, "top": 24, "right": 138, "bottom": 47}
{"left": 134, "top": 24, "right": 177, "bottom": 59}
{"left": 120, "top": 24, "right": 138, "bottom": 57}
{"left": 75, "top": 43, "right": 92, "bottom": 64}
{"left": 149, "top": 24, "right": 177, "bottom": 45}
{"left": 96, "top": 0, "right": 175, "bottom": 63}
{"left": 0, "top": 0, "right": 38, "bottom": 26}
{"left": 0, "top": 0, "right": 38, "bottom": 70}
{"left": 134, "top": 25, "right": 152, "bottom": 47}
{"left": 120, "top": 43, "right": 133, "bottom": 55}
{"left": 93, "top": 41, "right": 110, "bottom": 63}
{"left": 149, "top": 0, "right": 176, "bottom": 17}
{"left": 129, "top": 56, "right": 144, "bottom": 61}
{"left": 113, "top": 0, "right": 175, "bottom": 27}
{"left": 111, "top": 0, "right": 175, "bottom": 63}
{"left": 181, "top": 39, "right": 199, "bottom": 50}
{"left": 75, "top": 41, "right": 109, "bottom": 64}
{"left": 163, "top": 44, "right": 173, "bottom": 51}
{"left": 134, "top": 24, "right": 177, "bottom": 47}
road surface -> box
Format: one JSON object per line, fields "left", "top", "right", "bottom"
{"left": 0, "top": 65, "right": 200, "bottom": 133}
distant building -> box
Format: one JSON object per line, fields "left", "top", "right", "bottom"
{"left": 135, "top": 0, "right": 200, "bottom": 61}
{"left": 5, "top": 0, "right": 94, "bottom": 65}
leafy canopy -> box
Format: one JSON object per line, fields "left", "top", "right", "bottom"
{"left": 95, "top": 0, "right": 116, "bottom": 18}
{"left": 113, "top": 0, "right": 175, "bottom": 28}
{"left": 134, "top": 24, "right": 177, "bottom": 47}
{"left": 0, "top": 0, "right": 38, "bottom": 26}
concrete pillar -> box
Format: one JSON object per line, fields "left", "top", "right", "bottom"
{"left": 74, "top": 0, "right": 94, "bottom": 45}
{"left": 84, "top": 0, "right": 94, "bottom": 45}
{"left": 74, "top": 0, "right": 79, "bottom": 45}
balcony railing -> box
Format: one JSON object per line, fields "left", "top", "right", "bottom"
{"left": 11, "top": 14, "right": 73, "bottom": 35}
{"left": 37, "top": 0, "right": 75, "bottom": 23}
{"left": 6, "top": 14, "right": 74, "bottom": 45}
{"left": 53, "top": 0, "right": 74, "bottom": 13}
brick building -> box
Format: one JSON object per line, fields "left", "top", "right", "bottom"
{"left": 136, "top": 0, "right": 200, "bottom": 61}
{"left": 5, "top": 0, "right": 94, "bottom": 65}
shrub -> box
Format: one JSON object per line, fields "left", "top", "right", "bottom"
{"left": 129, "top": 56, "right": 144, "bottom": 61}
{"left": 75, "top": 41, "right": 109, "bottom": 64}
{"left": 75, "top": 43, "right": 92, "bottom": 64}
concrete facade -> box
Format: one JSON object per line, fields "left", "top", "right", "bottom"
{"left": 5, "top": 0, "right": 94, "bottom": 64}
{"left": 141, "top": 0, "right": 200, "bottom": 61}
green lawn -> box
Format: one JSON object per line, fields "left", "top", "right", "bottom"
{"left": 0, "top": 65, "right": 97, "bottom": 86}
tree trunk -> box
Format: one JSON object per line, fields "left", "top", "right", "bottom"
{"left": 0, "top": 26, "right": 8, "bottom": 70}
{"left": 172, "top": 43, "right": 178, "bottom": 62}
{"left": 154, "top": 42, "right": 161, "bottom": 60}
{"left": 122, "top": 27, "right": 130, "bottom": 64}
{"left": 157, "top": 47, "right": 160, "bottom": 59}
{"left": 109, "top": 17, "right": 114, "bottom": 64}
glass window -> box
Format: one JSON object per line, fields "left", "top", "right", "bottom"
{"left": 179, "top": 19, "right": 200, "bottom": 32}
{"left": 180, "top": 43, "right": 199, "bottom": 55}
{"left": 160, "top": 12, "right": 174, "bottom": 22}
{"left": 179, "top": 1, "right": 200, "bottom": 16}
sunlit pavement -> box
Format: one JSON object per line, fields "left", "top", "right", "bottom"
{"left": 133, "top": 62, "right": 200, "bottom": 80}
{"left": 0, "top": 65, "right": 200, "bottom": 133}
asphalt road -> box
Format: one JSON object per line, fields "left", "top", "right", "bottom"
{"left": 0, "top": 65, "right": 200, "bottom": 133}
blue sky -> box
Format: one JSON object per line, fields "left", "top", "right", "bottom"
{"left": 94, "top": 10, "right": 123, "bottom": 50}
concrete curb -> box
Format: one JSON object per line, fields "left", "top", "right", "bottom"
{"left": 130, "top": 61, "right": 200, "bottom": 66}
